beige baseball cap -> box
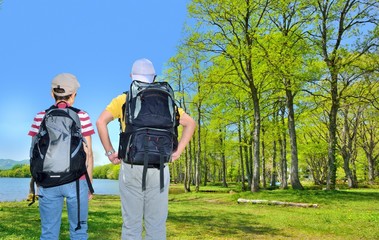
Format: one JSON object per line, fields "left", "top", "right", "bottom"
{"left": 131, "top": 58, "right": 156, "bottom": 83}
{"left": 51, "top": 73, "right": 80, "bottom": 96}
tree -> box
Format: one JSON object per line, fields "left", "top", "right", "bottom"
{"left": 162, "top": 0, "right": 379, "bottom": 190}
{"left": 359, "top": 104, "right": 379, "bottom": 184}
{"left": 257, "top": 0, "right": 317, "bottom": 190}
{"left": 188, "top": 0, "right": 273, "bottom": 192}
{"left": 337, "top": 104, "right": 361, "bottom": 187}
{"left": 166, "top": 49, "right": 194, "bottom": 192}
{"left": 308, "top": 0, "right": 379, "bottom": 190}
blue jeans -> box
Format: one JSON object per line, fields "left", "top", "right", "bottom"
{"left": 38, "top": 179, "right": 89, "bottom": 240}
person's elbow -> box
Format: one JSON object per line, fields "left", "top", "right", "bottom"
{"left": 96, "top": 117, "right": 104, "bottom": 130}
{"left": 96, "top": 111, "right": 113, "bottom": 130}
{"left": 180, "top": 112, "right": 196, "bottom": 128}
{"left": 186, "top": 114, "right": 196, "bottom": 130}
{"left": 188, "top": 117, "right": 196, "bottom": 130}
{"left": 182, "top": 115, "right": 196, "bottom": 138}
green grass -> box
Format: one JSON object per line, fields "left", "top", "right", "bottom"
{"left": 1, "top": 184, "right": 379, "bottom": 239}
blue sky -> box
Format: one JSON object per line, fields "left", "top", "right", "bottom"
{"left": 0, "top": 0, "right": 189, "bottom": 165}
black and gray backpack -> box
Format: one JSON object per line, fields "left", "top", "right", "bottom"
{"left": 118, "top": 80, "right": 180, "bottom": 191}
{"left": 29, "top": 103, "right": 93, "bottom": 230}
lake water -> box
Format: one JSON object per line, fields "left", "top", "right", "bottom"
{"left": 0, "top": 177, "right": 119, "bottom": 202}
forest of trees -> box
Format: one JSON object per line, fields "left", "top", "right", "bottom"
{"left": 0, "top": 164, "right": 30, "bottom": 178}
{"left": 1, "top": 1, "right": 378, "bottom": 194}
{"left": 162, "top": 0, "right": 379, "bottom": 192}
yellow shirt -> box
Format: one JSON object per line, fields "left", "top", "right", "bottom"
{"left": 106, "top": 93, "right": 184, "bottom": 131}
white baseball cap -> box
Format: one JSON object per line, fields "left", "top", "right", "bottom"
{"left": 131, "top": 58, "right": 156, "bottom": 83}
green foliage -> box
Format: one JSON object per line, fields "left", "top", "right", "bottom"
{"left": 0, "top": 163, "right": 121, "bottom": 180}
{"left": 93, "top": 164, "right": 120, "bottom": 180}
{"left": 0, "top": 164, "right": 30, "bottom": 178}
{"left": 166, "top": 0, "right": 379, "bottom": 191}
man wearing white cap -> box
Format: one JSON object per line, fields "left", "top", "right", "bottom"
{"left": 28, "top": 73, "right": 95, "bottom": 239}
{"left": 97, "top": 58, "right": 196, "bottom": 239}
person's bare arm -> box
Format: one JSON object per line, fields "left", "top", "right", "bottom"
{"left": 172, "top": 112, "right": 196, "bottom": 161}
{"left": 84, "top": 135, "right": 94, "bottom": 181}
{"left": 84, "top": 135, "right": 93, "bottom": 199}
{"left": 96, "top": 110, "right": 120, "bottom": 164}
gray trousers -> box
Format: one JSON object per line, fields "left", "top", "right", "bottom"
{"left": 119, "top": 162, "right": 170, "bottom": 240}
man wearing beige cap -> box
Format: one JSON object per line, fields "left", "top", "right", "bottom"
{"left": 28, "top": 73, "right": 95, "bottom": 240}
{"left": 97, "top": 58, "right": 196, "bottom": 239}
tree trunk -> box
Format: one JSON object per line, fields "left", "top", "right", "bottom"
{"left": 220, "top": 128, "right": 228, "bottom": 188}
{"left": 191, "top": 139, "right": 196, "bottom": 186}
{"left": 367, "top": 154, "right": 376, "bottom": 184}
{"left": 203, "top": 135, "right": 208, "bottom": 186}
{"left": 237, "top": 198, "right": 318, "bottom": 208}
{"left": 361, "top": 121, "right": 378, "bottom": 184}
{"left": 248, "top": 137, "right": 253, "bottom": 188}
{"left": 177, "top": 72, "right": 191, "bottom": 192}
{"left": 270, "top": 139, "right": 278, "bottom": 188}
{"left": 340, "top": 107, "right": 358, "bottom": 188}
{"left": 261, "top": 126, "right": 266, "bottom": 188}
{"left": 280, "top": 106, "right": 288, "bottom": 189}
{"left": 251, "top": 89, "right": 261, "bottom": 192}
{"left": 326, "top": 72, "right": 339, "bottom": 190}
{"left": 195, "top": 100, "right": 202, "bottom": 192}
{"left": 184, "top": 142, "right": 192, "bottom": 192}
{"left": 243, "top": 117, "right": 252, "bottom": 189}
{"left": 286, "top": 89, "right": 304, "bottom": 190}
{"left": 195, "top": 149, "right": 200, "bottom": 192}
{"left": 271, "top": 109, "right": 278, "bottom": 188}
{"left": 238, "top": 115, "right": 246, "bottom": 191}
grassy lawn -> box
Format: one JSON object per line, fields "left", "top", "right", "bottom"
{"left": 0, "top": 184, "right": 379, "bottom": 239}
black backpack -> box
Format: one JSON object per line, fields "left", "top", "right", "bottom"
{"left": 29, "top": 103, "right": 94, "bottom": 230}
{"left": 118, "top": 80, "right": 180, "bottom": 191}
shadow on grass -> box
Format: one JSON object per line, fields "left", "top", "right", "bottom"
{"left": 296, "top": 189, "right": 379, "bottom": 204}
{"left": 88, "top": 196, "right": 122, "bottom": 239}
{"left": 0, "top": 202, "right": 41, "bottom": 239}
{"left": 238, "top": 188, "right": 379, "bottom": 206}
{"left": 168, "top": 206, "right": 287, "bottom": 239}
{"left": 0, "top": 196, "right": 123, "bottom": 240}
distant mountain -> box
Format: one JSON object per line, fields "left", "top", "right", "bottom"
{"left": 0, "top": 159, "right": 29, "bottom": 170}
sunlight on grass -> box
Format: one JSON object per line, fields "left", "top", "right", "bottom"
{"left": 1, "top": 184, "right": 378, "bottom": 239}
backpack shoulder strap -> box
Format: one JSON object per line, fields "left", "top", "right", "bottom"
{"left": 68, "top": 106, "right": 81, "bottom": 114}
{"left": 120, "top": 91, "right": 128, "bottom": 132}
{"left": 38, "top": 105, "right": 57, "bottom": 132}
{"left": 45, "top": 104, "right": 57, "bottom": 113}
